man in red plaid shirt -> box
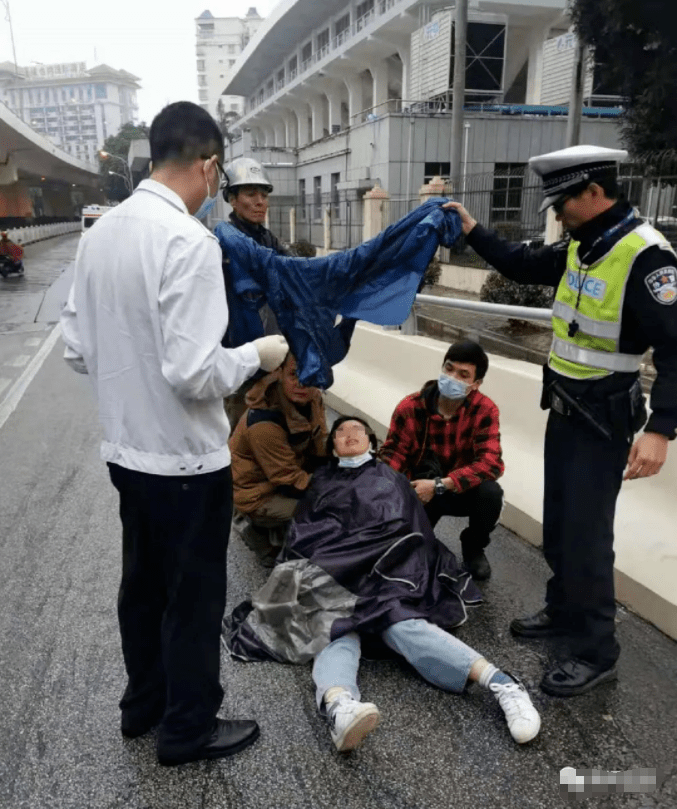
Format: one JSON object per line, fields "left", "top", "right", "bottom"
{"left": 380, "top": 340, "right": 504, "bottom": 580}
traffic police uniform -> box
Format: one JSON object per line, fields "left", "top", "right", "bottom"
{"left": 464, "top": 145, "right": 677, "bottom": 695}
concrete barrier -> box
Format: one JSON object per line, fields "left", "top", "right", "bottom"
{"left": 4, "top": 222, "right": 80, "bottom": 246}
{"left": 326, "top": 322, "right": 677, "bottom": 641}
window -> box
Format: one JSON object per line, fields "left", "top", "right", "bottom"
{"left": 334, "top": 13, "right": 350, "bottom": 43}
{"left": 199, "top": 89, "right": 209, "bottom": 101}
{"left": 331, "top": 173, "right": 340, "bottom": 218}
{"left": 301, "top": 42, "right": 312, "bottom": 67}
{"left": 491, "top": 163, "right": 525, "bottom": 223}
{"left": 197, "top": 59, "right": 205, "bottom": 72}
{"left": 317, "top": 29, "right": 329, "bottom": 58}
{"left": 198, "top": 75, "right": 207, "bottom": 86}
{"left": 299, "top": 179, "right": 306, "bottom": 220}
{"left": 424, "top": 162, "right": 450, "bottom": 184}
{"left": 230, "top": 103, "right": 239, "bottom": 112}
{"left": 229, "top": 60, "right": 236, "bottom": 68}
{"left": 356, "top": 0, "right": 375, "bottom": 28}
{"left": 313, "top": 176, "right": 322, "bottom": 219}
{"left": 95, "top": 84, "right": 107, "bottom": 99}
{"left": 228, "top": 44, "right": 237, "bottom": 54}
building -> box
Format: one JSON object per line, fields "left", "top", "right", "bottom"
{"left": 0, "top": 61, "right": 140, "bottom": 165}
{"left": 195, "top": 8, "right": 264, "bottom": 120}
{"left": 219, "top": 0, "right": 632, "bottom": 250}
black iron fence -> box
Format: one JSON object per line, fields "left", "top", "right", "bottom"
{"left": 269, "top": 190, "right": 365, "bottom": 251}
{"left": 267, "top": 158, "right": 677, "bottom": 263}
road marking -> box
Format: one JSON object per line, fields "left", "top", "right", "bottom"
{"left": 0, "top": 324, "right": 63, "bottom": 432}
{"left": 0, "top": 378, "right": 10, "bottom": 396}
{"left": 5, "top": 354, "right": 31, "bottom": 368}
{"left": 24, "top": 337, "right": 42, "bottom": 347}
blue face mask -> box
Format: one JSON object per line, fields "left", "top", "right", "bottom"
{"left": 438, "top": 373, "right": 469, "bottom": 401}
{"left": 338, "top": 450, "right": 374, "bottom": 468}
{"left": 193, "top": 161, "right": 218, "bottom": 220}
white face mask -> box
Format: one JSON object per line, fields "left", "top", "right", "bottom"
{"left": 337, "top": 450, "right": 374, "bottom": 468}
{"left": 193, "top": 160, "right": 218, "bottom": 220}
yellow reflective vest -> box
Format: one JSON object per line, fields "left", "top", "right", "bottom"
{"left": 549, "top": 223, "right": 673, "bottom": 380}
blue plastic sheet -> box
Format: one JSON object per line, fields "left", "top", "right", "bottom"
{"left": 215, "top": 198, "right": 462, "bottom": 388}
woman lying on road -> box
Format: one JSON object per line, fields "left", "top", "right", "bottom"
{"left": 224, "top": 416, "right": 541, "bottom": 751}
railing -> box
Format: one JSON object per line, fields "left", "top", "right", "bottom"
{"left": 414, "top": 293, "right": 552, "bottom": 323}
{"left": 4, "top": 221, "right": 80, "bottom": 245}
{"left": 248, "top": 0, "right": 404, "bottom": 114}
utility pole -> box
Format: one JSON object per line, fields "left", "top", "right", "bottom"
{"left": 450, "top": 0, "right": 468, "bottom": 193}
{"left": 0, "top": 0, "right": 19, "bottom": 75}
{"left": 565, "top": 34, "right": 589, "bottom": 147}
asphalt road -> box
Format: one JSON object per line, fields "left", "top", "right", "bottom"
{"left": 0, "top": 236, "right": 675, "bottom": 809}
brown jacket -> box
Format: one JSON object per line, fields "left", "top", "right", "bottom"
{"left": 230, "top": 371, "right": 327, "bottom": 514}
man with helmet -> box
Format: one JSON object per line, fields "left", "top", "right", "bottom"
{"left": 222, "top": 157, "right": 287, "bottom": 255}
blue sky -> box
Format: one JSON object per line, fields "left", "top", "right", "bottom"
{"left": 1, "top": 0, "right": 277, "bottom": 123}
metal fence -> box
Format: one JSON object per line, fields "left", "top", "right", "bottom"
{"left": 269, "top": 189, "right": 365, "bottom": 251}
{"left": 267, "top": 161, "right": 677, "bottom": 260}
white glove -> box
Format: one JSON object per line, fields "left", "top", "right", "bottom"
{"left": 252, "top": 335, "right": 289, "bottom": 372}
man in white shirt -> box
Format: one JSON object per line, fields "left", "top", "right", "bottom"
{"left": 61, "top": 101, "right": 288, "bottom": 767}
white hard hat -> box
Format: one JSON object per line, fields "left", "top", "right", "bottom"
{"left": 222, "top": 157, "right": 273, "bottom": 198}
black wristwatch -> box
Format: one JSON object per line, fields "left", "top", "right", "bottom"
{"left": 434, "top": 477, "right": 447, "bottom": 496}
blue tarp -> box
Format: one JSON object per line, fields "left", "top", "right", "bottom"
{"left": 215, "top": 198, "right": 463, "bottom": 389}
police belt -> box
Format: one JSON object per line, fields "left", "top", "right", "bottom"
{"left": 547, "top": 381, "right": 613, "bottom": 441}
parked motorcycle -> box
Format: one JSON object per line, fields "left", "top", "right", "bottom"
{"left": 0, "top": 253, "right": 24, "bottom": 279}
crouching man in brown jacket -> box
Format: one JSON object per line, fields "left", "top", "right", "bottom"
{"left": 230, "top": 353, "right": 327, "bottom": 566}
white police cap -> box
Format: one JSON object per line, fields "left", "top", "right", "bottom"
{"left": 529, "top": 145, "right": 628, "bottom": 213}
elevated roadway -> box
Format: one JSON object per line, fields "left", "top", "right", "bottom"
{"left": 0, "top": 102, "right": 102, "bottom": 217}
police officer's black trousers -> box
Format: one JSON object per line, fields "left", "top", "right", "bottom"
{"left": 108, "top": 463, "right": 232, "bottom": 755}
{"left": 543, "top": 411, "right": 630, "bottom": 667}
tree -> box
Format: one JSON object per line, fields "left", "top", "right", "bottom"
{"left": 99, "top": 121, "right": 150, "bottom": 202}
{"left": 571, "top": 0, "right": 677, "bottom": 168}
{"left": 216, "top": 99, "right": 240, "bottom": 150}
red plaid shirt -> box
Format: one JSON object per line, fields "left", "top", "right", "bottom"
{"left": 380, "top": 381, "right": 504, "bottom": 493}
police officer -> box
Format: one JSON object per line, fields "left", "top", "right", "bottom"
{"left": 448, "top": 145, "right": 677, "bottom": 697}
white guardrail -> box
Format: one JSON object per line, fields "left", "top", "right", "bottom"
{"left": 4, "top": 222, "right": 80, "bottom": 245}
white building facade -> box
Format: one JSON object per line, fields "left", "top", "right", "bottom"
{"left": 219, "top": 0, "right": 627, "bottom": 250}
{"left": 0, "top": 62, "right": 140, "bottom": 165}
{"left": 195, "top": 8, "right": 264, "bottom": 120}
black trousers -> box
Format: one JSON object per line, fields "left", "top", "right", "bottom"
{"left": 424, "top": 480, "right": 504, "bottom": 552}
{"left": 108, "top": 463, "right": 232, "bottom": 755}
{"left": 543, "top": 410, "right": 630, "bottom": 667}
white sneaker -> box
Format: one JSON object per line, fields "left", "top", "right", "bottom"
{"left": 490, "top": 679, "right": 541, "bottom": 743}
{"left": 326, "top": 692, "right": 381, "bottom": 752}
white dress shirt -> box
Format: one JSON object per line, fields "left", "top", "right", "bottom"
{"left": 61, "top": 179, "right": 260, "bottom": 475}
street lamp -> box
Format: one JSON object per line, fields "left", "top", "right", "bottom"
{"left": 99, "top": 150, "right": 134, "bottom": 191}
{"left": 108, "top": 170, "right": 132, "bottom": 194}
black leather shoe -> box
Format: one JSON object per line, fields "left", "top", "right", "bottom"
{"left": 121, "top": 702, "right": 165, "bottom": 739}
{"left": 540, "top": 658, "right": 618, "bottom": 697}
{"left": 463, "top": 550, "right": 491, "bottom": 580}
{"left": 158, "top": 719, "right": 260, "bottom": 766}
{"left": 510, "top": 608, "right": 567, "bottom": 638}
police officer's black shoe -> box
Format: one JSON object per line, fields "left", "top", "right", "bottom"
{"left": 540, "top": 657, "right": 618, "bottom": 697}
{"left": 510, "top": 608, "right": 568, "bottom": 638}
{"left": 463, "top": 550, "right": 491, "bottom": 580}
